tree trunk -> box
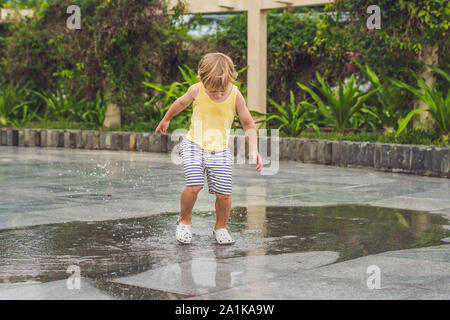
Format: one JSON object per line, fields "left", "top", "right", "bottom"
{"left": 413, "top": 42, "right": 439, "bottom": 130}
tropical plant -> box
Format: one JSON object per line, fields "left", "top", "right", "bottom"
{"left": 298, "top": 72, "right": 380, "bottom": 133}
{"left": 250, "top": 90, "right": 320, "bottom": 137}
{"left": 390, "top": 66, "right": 450, "bottom": 142}
{"left": 348, "top": 105, "right": 381, "bottom": 130}
{"left": 142, "top": 94, "right": 165, "bottom": 123}
{"left": 7, "top": 104, "right": 42, "bottom": 127}
{"left": 353, "top": 60, "right": 427, "bottom": 139}
{"left": 30, "top": 84, "right": 86, "bottom": 122}
{"left": 80, "top": 88, "right": 110, "bottom": 127}
{"left": 354, "top": 60, "right": 409, "bottom": 133}
{"left": 394, "top": 109, "right": 426, "bottom": 141}
{"left": 0, "top": 83, "right": 32, "bottom": 126}
{"left": 3, "top": 0, "right": 188, "bottom": 113}
{"left": 142, "top": 65, "right": 198, "bottom": 130}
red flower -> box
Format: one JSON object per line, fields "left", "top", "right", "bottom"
{"left": 346, "top": 63, "right": 356, "bottom": 72}
{"left": 350, "top": 51, "right": 364, "bottom": 57}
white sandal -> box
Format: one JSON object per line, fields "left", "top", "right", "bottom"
{"left": 213, "top": 228, "right": 235, "bottom": 245}
{"left": 176, "top": 218, "right": 192, "bottom": 244}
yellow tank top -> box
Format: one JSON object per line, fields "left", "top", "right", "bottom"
{"left": 187, "top": 82, "right": 237, "bottom": 152}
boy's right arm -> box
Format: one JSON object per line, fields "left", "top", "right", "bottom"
{"left": 154, "top": 84, "right": 199, "bottom": 135}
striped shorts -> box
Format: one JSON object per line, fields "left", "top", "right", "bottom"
{"left": 179, "top": 137, "right": 233, "bottom": 195}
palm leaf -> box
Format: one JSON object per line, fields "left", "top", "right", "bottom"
{"left": 395, "top": 109, "right": 425, "bottom": 138}
{"left": 390, "top": 78, "right": 426, "bottom": 102}
{"left": 268, "top": 97, "right": 289, "bottom": 119}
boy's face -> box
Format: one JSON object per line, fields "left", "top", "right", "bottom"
{"left": 204, "top": 86, "right": 228, "bottom": 100}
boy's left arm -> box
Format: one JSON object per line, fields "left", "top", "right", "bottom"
{"left": 235, "top": 90, "right": 263, "bottom": 172}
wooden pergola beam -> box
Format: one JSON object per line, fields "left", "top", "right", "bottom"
{"left": 0, "top": 8, "right": 34, "bottom": 23}
{"left": 168, "top": 0, "right": 330, "bottom": 13}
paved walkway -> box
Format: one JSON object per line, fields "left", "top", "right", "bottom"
{"left": 0, "top": 146, "right": 449, "bottom": 299}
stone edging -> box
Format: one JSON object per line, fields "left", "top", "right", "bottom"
{"left": 0, "top": 128, "right": 449, "bottom": 178}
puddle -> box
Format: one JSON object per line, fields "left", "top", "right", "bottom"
{"left": 0, "top": 204, "right": 449, "bottom": 284}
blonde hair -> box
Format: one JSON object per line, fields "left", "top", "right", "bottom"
{"left": 197, "top": 52, "right": 238, "bottom": 90}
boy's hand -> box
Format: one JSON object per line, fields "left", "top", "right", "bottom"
{"left": 154, "top": 118, "right": 170, "bottom": 135}
{"left": 252, "top": 152, "right": 263, "bottom": 172}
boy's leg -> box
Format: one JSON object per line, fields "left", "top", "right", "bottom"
{"left": 179, "top": 137, "right": 205, "bottom": 225}
{"left": 203, "top": 148, "right": 233, "bottom": 230}
{"left": 214, "top": 193, "right": 231, "bottom": 230}
{"left": 180, "top": 185, "right": 202, "bottom": 225}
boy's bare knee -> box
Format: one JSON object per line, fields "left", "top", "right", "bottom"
{"left": 215, "top": 193, "right": 231, "bottom": 200}
{"left": 186, "top": 185, "right": 203, "bottom": 194}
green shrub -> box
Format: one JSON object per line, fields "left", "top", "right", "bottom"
{"left": 2, "top": 0, "right": 191, "bottom": 115}
{"left": 30, "top": 84, "right": 86, "bottom": 122}
{"left": 251, "top": 90, "right": 320, "bottom": 137}
{"left": 300, "top": 128, "right": 445, "bottom": 147}
{"left": 390, "top": 66, "right": 450, "bottom": 142}
{"left": 354, "top": 60, "right": 409, "bottom": 133}
{"left": 298, "top": 72, "right": 380, "bottom": 133}
{"left": 0, "top": 82, "right": 32, "bottom": 126}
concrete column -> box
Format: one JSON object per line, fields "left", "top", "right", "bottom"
{"left": 103, "top": 102, "right": 121, "bottom": 129}
{"left": 247, "top": 4, "right": 267, "bottom": 116}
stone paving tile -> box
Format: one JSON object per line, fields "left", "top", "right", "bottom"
{"left": 0, "top": 278, "right": 114, "bottom": 300}
{"left": 112, "top": 251, "right": 340, "bottom": 296}
{"left": 377, "top": 245, "right": 450, "bottom": 263}
{"left": 189, "top": 273, "right": 432, "bottom": 300}
{"left": 114, "top": 259, "right": 253, "bottom": 296}
{"left": 0, "top": 198, "right": 72, "bottom": 215}
{"left": 368, "top": 197, "right": 450, "bottom": 212}
{"left": 10, "top": 203, "right": 172, "bottom": 222}
{"left": 0, "top": 212, "right": 68, "bottom": 230}
{"left": 411, "top": 276, "right": 450, "bottom": 299}
{"left": 404, "top": 187, "right": 450, "bottom": 201}
{"left": 343, "top": 180, "right": 448, "bottom": 197}
{"left": 280, "top": 191, "right": 390, "bottom": 204}
{"left": 289, "top": 250, "right": 450, "bottom": 295}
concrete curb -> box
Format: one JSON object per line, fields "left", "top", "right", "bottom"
{"left": 0, "top": 128, "right": 448, "bottom": 178}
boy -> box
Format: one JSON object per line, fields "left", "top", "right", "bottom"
{"left": 154, "top": 52, "right": 263, "bottom": 245}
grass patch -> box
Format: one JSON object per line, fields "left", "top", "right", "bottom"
{"left": 6, "top": 120, "right": 100, "bottom": 131}
{"left": 4, "top": 120, "right": 157, "bottom": 133}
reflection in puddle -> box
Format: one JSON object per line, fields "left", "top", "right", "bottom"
{"left": 0, "top": 205, "right": 449, "bottom": 285}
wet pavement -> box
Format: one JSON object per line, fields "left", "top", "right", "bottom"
{"left": 1, "top": 146, "right": 450, "bottom": 299}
